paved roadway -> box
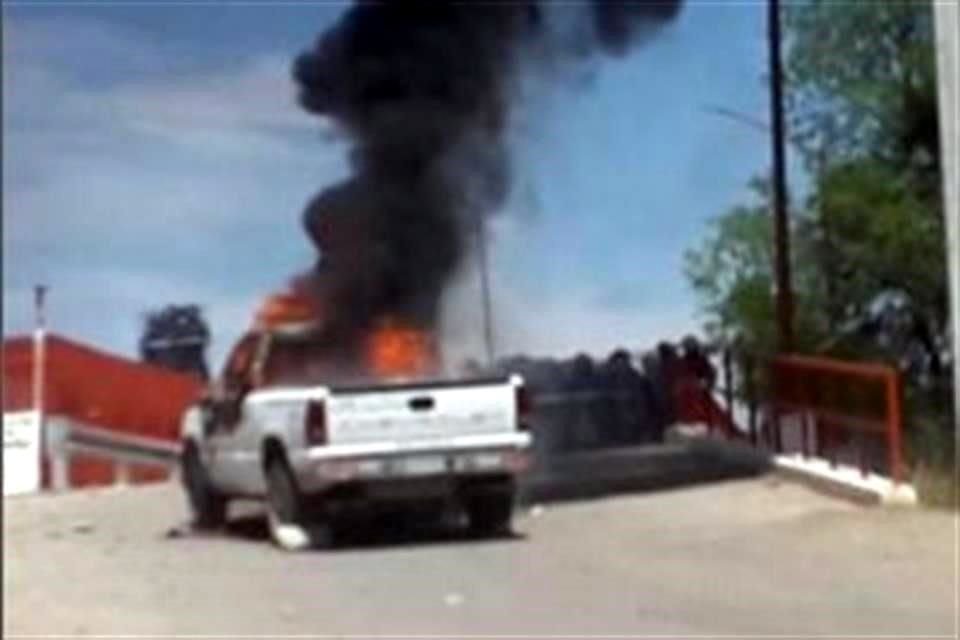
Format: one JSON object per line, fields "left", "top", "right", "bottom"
{"left": 3, "top": 477, "right": 956, "bottom": 637}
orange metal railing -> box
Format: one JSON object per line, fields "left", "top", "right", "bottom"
{"left": 768, "top": 354, "right": 905, "bottom": 484}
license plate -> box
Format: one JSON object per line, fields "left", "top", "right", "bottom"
{"left": 471, "top": 453, "right": 502, "bottom": 469}
{"left": 401, "top": 455, "right": 446, "bottom": 475}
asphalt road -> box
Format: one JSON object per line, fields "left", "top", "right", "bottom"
{"left": 3, "top": 477, "right": 956, "bottom": 637}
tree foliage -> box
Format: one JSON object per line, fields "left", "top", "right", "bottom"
{"left": 685, "top": 1, "right": 952, "bottom": 460}
{"left": 784, "top": 0, "right": 947, "bottom": 373}
{"left": 785, "top": 0, "right": 940, "bottom": 177}
{"left": 684, "top": 178, "right": 828, "bottom": 358}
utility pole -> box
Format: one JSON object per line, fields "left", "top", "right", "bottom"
{"left": 476, "top": 219, "right": 496, "bottom": 366}
{"left": 768, "top": 0, "right": 794, "bottom": 353}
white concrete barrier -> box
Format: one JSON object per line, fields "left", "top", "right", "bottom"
{"left": 3, "top": 411, "right": 42, "bottom": 496}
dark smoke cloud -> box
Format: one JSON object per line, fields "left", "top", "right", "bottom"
{"left": 291, "top": 0, "right": 682, "bottom": 353}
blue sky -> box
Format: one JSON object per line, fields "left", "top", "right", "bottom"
{"left": 3, "top": 1, "right": 776, "bottom": 369}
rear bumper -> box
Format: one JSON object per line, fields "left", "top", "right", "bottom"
{"left": 289, "top": 432, "right": 532, "bottom": 494}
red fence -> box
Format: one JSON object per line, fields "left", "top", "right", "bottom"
{"left": 768, "top": 354, "right": 905, "bottom": 484}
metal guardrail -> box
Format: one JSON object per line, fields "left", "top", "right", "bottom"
{"left": 44, "top": 418, "right": 182, "bottom": 490}
{"left": 63, "top": 422, "right": 181, "bottom": 467}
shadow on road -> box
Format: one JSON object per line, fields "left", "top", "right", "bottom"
{"left": 520, "top": 441, "right": 772, "bottom": 505}
{"left": 166, "top": 511, "right": 527, "bottom": 552}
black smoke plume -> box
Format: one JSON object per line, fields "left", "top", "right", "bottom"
{"left": 292, "top": 1, "right": 682, "bottom": 354}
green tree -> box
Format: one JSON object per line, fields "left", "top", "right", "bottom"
{"left": 684, "top": 178, "right": 828, "bottom": 358}
{"left": 785, "top": 0, "right": 947, "bottom": 369}
{"left": 814, "top": 160, "right": 947, "bottom": 335}
{"left": 686, "top": 0, "right": 952, "bottom": 502}
{"left": 785, "top": 0, "right": 940, "bottom": 178}
{"left": 690, "top": 0, "right": 946, "bottom": 366}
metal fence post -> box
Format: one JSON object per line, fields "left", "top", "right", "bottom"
{"left": 801, "top": 411, "right": 810, "bottom": 459}
{"left": 744, "top": 353, "right": 758, "bottom": 445}
{"left": 886, "top": 371, "right": 904, "bottom": 485}
{"left": 722, "top": 348, "right": 733, "bottom": 436}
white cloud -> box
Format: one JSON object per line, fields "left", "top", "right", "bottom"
{"left": 105, "top": 55, "right": 319, "bottom": 139}
{"left": 3, "top": 16, "right": 169, "bottom": 75}
{"left": 440, "top": 251, "right": 698, "bottom": 366}
{"left": 3, "top": 16, "right": 345, "bottom": 363}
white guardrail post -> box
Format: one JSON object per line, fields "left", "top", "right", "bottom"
{"left": 115, "top": 463, "right": 131, "bottom": 487}
{"left": 45, "top": 417, "right": 71, "bottom": 492}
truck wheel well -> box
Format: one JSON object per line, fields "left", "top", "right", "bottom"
{"left": 261, "top": 438, "right": 287, "bottom": 471}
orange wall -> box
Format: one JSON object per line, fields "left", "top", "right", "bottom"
{"left": 4, "top": 334, "right": 202, "bottom": 488}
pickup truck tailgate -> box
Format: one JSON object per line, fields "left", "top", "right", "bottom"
{"left": 326, "top": 378, "right": 519, "bottom": 446}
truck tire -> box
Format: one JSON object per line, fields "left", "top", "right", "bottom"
{"left": 264, "top": 458, "right": 331, "bottom": 552}
{"left": 181, "top": 445, "right": 227, "bottom": 530}
{"left": 465, "top": 490, "right": 514, "bottom": 536}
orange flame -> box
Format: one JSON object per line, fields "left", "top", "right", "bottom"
{"left": 366, "top": 318, "right": 437, "bottom": 379}
{"left": 253, "top": 290, "right": 323, "bottom": 330}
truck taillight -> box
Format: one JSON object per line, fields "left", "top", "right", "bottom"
{"left": 515, "top": 385, "right": 532, "bottom": 431}
{"left": 504, "top": 450, "right": 531, "bottom": 473}
{"left": 305, "top": 400, "right": 327, "bottom": 446}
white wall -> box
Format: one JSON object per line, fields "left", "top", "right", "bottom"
{"left": 3, "top": 411, "right": 42, "bottom": 496}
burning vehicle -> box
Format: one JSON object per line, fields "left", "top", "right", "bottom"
{"left": 178, "top": 0, "right": 682, "bottom": 549}
{"left": 180, "top": 290, "right": 533, "bottom": 550}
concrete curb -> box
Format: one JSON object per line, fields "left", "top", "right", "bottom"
{"left": 679, "top": 435, "right": 918, "bottom": 507}
{"left": 517, "top": 441, "right": 768, "bottom": 506}
{"left": 773, "top": 454, "right": 918, "bottom": 507}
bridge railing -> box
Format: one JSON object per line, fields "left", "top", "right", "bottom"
{"left": 765, "top": 354, "right": 905, "bottom": 484}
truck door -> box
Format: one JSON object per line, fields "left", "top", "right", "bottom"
{"left": 205, "top": 333, "right": 260, "bottom": 492}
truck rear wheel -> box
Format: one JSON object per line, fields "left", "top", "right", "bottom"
{"left": 181, "top": 445, "right": 227, "bottom": 530}
{"left": 465, "top": 490, "right": 514, "bottom": 536}
{"left": 265, "top": 457, "right": 330, "bottom": 552}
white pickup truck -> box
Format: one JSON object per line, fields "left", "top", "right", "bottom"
{"left": 179, "top": 324, "right": 533, "bottom": 550}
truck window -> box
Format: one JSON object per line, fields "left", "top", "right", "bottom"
{"left": 261, "top": 337, "right": 338, "bottom": 387}
{"left": 222, "top": 333, "right": 259, "bottom": 390}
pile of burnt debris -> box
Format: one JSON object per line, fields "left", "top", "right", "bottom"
{"left": 469, "top": 338, "right": 717, "bottom": 454}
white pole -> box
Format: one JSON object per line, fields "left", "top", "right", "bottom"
{"left": 32, "top": 286, "right": 46, "bottom": 413}
{"left": 32, "top": 286, "right": 49, "bottom": 489}
{"left": 933, "top": 1, "right": 959, "bottom": 428}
